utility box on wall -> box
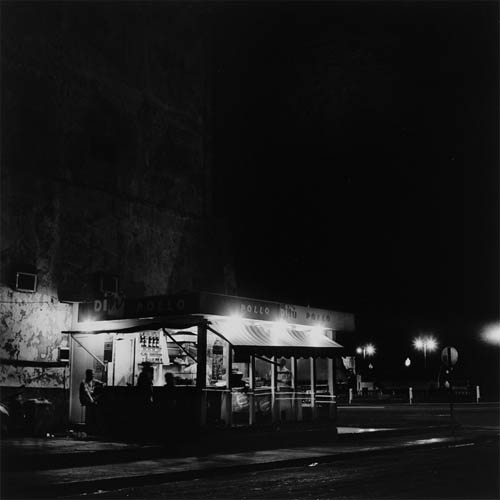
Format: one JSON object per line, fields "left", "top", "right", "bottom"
{"left": 15, "top": 272, "right": 38, "bottom": 293}
{"left": 58, "top": 347, "right": 70, "bottom": 363}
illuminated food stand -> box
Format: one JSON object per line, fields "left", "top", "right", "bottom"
{"left": 65, "top": 292, "right": 354, "bottom": 433}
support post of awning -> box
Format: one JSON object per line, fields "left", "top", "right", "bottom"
{"left": 196, "top": 323, "right": 207, "bottom": 427}
{"left": 249, "top": 355, "right": 255, "bottom": 426}
{"left": 223, "top": 345, "right": 233, "bottom": 428}
{"left": 271, "top": 356, "right": 278, "bottom": 424}
{"left": 327, "top": 331, "right": 337, "bottom": 420}
{"left": 291, "top": 356, "right": 302, "bottom": 421}
{"left": 310, "top": 357, "right": 317, "bottom": 420}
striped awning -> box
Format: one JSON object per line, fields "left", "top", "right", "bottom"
{"left": 208, "top": 321, "right": 343, "bottom": 358}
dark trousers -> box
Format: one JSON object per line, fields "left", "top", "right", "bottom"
{"left": 84, "top": 403, "right": 98, "bottom": 433}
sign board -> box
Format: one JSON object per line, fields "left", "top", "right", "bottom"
{"left": 441, "top": 346, "right": 458, "bottom": 367}
{"left": 76, "top": 291, "right": 355, "bottom": 331}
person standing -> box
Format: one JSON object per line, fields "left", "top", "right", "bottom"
{"left": 137, "top": 362, "right": 154, "bottom": 404}
{"left": 79, "top": 369, "right": 103, "bottom": 433}
{"left": 136, "top": 362, "right": 154, "bottom": 437}
{"left": 277, "top": 358, "right": 292, "bottom": 388}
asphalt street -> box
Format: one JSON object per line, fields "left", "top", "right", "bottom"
{"left": 75, "top": 435, "right": 499, "bottom": 499}
{"left": 336, "top": 403, "right": 500, "bottom": 429}
{"left": 4, "top": 403, "right": 498, "bottom": 500}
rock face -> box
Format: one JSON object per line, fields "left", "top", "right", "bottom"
{"left": 0, "top": 3, "right": 236, "bottom": 390}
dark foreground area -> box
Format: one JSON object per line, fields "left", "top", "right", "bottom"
{"left": 78, "top": 436, "right": 499, "bottom": 500}
{"left": 2, "top": 403, "right": 498, "bottom": 500}
{"left": 74, "top": 437, "right": 500, "bottom": 499}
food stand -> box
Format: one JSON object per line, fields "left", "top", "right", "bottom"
{"left": 65, "top": 292, "right": 354, "bottom": 435}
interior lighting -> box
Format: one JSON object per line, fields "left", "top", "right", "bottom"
{"left": 225, "top": 313, "right": 244, "bottom": 333}
{"left": 79, "top": 320, "right": 96, "bottom": 332}
{"left": 227, "top": 312, "right": 243, "bottom": 326}
{"left": 272, "top": 319, "right": 288, "bottom": 334}
{"left": 310, "top": 325, "right": 325, "bottom": 337}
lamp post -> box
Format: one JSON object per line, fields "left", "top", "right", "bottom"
{"left": 356, "top": 343, "right": 376, "bottom": 360}
{"left": 355, "top": 344, "right": 376, "bottom": 387}
{"left": 413, "top": 336, "right": 437, "bottom": 368}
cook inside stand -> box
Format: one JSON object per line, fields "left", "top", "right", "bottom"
{"left": 276, "top": 358, "right": 292, "bottom": 388}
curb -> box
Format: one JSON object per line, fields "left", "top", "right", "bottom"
{"left": 7, "top": 432, "right": 497, "bottom": 499}
{"left": 4, "top": 425, "right": 451, "bottom": 471}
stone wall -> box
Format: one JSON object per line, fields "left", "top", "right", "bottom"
{"left": 0, "top": 2, "right": 236, "bottom": 389}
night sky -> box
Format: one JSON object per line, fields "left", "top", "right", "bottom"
{"left": 211, "top": 1, "right": 499, "bottom": 387}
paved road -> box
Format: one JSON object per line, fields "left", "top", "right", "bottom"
{"left": 336, "top": 402, "right": 500, "bottom": 429}
{"left": 77, "top": 434, "right": 499, "bottom": 499}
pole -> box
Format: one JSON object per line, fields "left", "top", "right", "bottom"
{"left": 447, "top": 362, "right": 454, "bottom": 435}
{"left": 271, "top": 356, "right": 277, "bottom": 424}
{"left": 310, "top": 357, "right": 317, "bottom": 420}
{"left": 249, "top": 355, "right": 255, "bottom": 426}
{"left": 196, "top": 323, "right": 208, "bottom": 427}
{"left": 409, "top": 386, "right": 413, "bottom": 405}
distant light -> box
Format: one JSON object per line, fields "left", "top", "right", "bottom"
{"left": 481, "top": 323, "right": 500, "bottom": 345}
{"left": 405, "top": 357, "right": 411, "bottom": 367}
{"left": 414, "top": 338, "right": 424, "bottom": 350}
{"left": 365, "top": 344, "right": 375, "bottom": 356}
{"left": 426, "top": 337, "right": 437, "bottom": 351}
{"left": 356, "top": 347, "right": 363, "bottom": 355}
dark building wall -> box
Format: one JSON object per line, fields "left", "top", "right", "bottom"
{"left": 0, "top": 2, "right": 236, "bottom": 389}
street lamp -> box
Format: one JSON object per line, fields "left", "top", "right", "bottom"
{"left": 355, "top": 344, "right": 376, "bottom": 386}
{"left": 413, "top": 336, "right": 437, "bottom": 368}
{"left": 356, "top": 343, "right": 376, "bottom": 359}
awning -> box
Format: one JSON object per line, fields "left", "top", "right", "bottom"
{"left": 208, "top": 321, "right": 343, "bottom": 358}
{"left": 62, "top": 315, "right": 207, "bottom": 334}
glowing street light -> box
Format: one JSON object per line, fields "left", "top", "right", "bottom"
{"left": 413, "top": 336, "right": 437, "bottom": 368}
{"left": 356, "top": 343, "right": 376, "bottom": 359}
{"left": 481, "top": 323, "right": 500, "bottom": 345}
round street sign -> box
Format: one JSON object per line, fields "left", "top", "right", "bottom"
{"left": 441, "top": 346, "right": 458, "bottom": 367}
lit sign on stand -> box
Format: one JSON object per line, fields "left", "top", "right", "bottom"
{"left": 76, "top": 291, "right": 355, "bottom": 332}
{"left": 78, "top": 296, "right": 126, "bottom": 321}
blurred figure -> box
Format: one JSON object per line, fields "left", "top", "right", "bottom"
{"left": 277, "top": 358, "right": 291, "bottom": 388}
{"left": 79, "top": 369, "right": 104, "bottom": 433}
{"left": 137, "top": 362, "right": 154, "bottom": 405}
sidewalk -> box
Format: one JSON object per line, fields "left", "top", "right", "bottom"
{"left": 2, "top": 421, "right": 450, "bottom": 470}
{"left": 2, "top": 424, "right": 491, "bottom": 499}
